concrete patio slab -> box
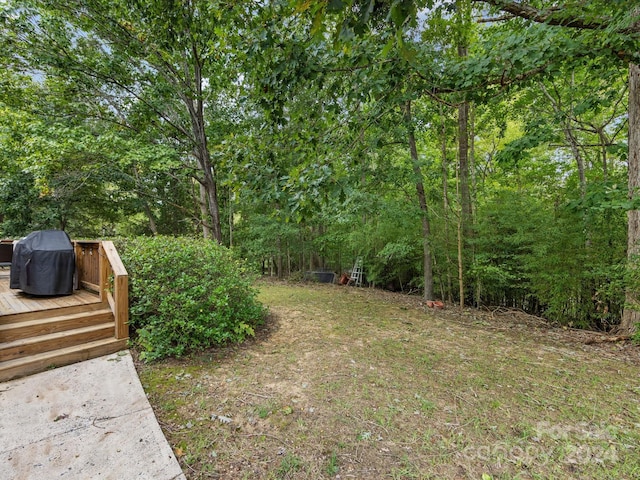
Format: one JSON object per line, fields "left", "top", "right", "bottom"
{"left": 0, "top": 351, "right": 185, "bottom": 480}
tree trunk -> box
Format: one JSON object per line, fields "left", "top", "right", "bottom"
{"left": 198, "top": 181, "right": 212, "bottom": 239}
{"left": 458, "top": 100, "right": 473, "bottom": 232}
{"left": 457, "top": 46, "right": 473, "bottom": 236}
{"left": 470, "top": 103, "right": 481, "bottom": 306}
{"left": 470, "top": 104, "right": 476, "bottom": 207}
{"left": 456, "top": 43, "right": 472, "bottom": 307}
{"left": 277, "top": 235, "right": 283, "bottom": 279}
{"left": 441, "top": 106, "right": 454, "bottom": 303}
{"left": 456, "top": 164, "right": 464, "bottom": 307}
{"left": 201, "top": 159, "right": 222, "bottom": 242}
{"left": 539, "top": 82, "right": 592, "bottom": 249}
{"left": 133, "top": 165, "right": 158, "bottom": 235}
{"left": 191, "top": 137, "right": 222, "bottom": 242}
{"left": 228, "top": 187, "right": 234, "bottom": 247}
{"left": 597, "top": 127, "right": 609, "bottom": 182}
{"left": 404, "top": 101, "right": 434, "bottom": 300}
{"left": 539, "top": 82, "right": 588, "bottom": 197}
{"left": 143, "top": 202, "right": 158, "bottom": 236}
{"left": 457, "top": 99, "right": 470, "bottom": 306}
{"left": 182, "top": 51, "right": 222, "bottom": 243}
{"left": 620, "top": 62, "right": 640, "bottom": 335}
{"left": 564, "top": 126, "right": 587, "bottom": 197}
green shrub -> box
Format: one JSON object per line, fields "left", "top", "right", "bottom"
{"left": 118, "top": 236, "right": 266, "bottom": 361}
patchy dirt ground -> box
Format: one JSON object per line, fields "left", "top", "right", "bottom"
{"left": 136, "top": 281, "right": 640, "bottom": 480}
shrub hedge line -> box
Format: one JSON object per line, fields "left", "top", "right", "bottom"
{"left": 118, "top": 236, "right": 266, "bottom": 361}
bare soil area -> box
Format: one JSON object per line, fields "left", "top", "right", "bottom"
{"left": 137, "top": 281, "right": 640, "bottom": 480}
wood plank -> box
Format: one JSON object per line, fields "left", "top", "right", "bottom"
{"left": 114, "top": 274, "right": 129, "bottom": 339}
{"left": 99, "top": 243, "right": 109, "bottom": 303}
{"left": 102, "top": 241, "right": 128, "bottom": 276}
{"left": 80, "top": 280, "right": 100, "bottom": 293}
{"left": 0, "top": 338, "right": 128, "bottom": 382}
{"left": 1, "top": 294, "right": 28, "bottom": 314}
{"left": 0, "top": 309, "right": 113, "bottom": 342}
{"left": 107, "top": 292, "right": 115, "bottom": 312}
{"left": 1, "top": 274, "right": 101, "bottom": 318}
{"left": 1, "top": 302, "right": 108, "bottom": 325}
{"left": 1, "top": 322, "right": 115, "bottom": 361}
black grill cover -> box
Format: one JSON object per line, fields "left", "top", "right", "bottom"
{"left": 10, "top": 230, "right": 75, "bottom": 295}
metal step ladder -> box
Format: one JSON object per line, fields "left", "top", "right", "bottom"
{"left": 349, "top": 257, "right": 364, "bottom": 287}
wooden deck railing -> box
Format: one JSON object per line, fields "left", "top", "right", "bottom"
{"left": 74, "top": 240, "right": 129, "bottom": 340}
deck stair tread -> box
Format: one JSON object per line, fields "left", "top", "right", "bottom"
{"left": 1, "top": 322, "right": 115, "bottom": 361}
{"left": 0, "top": 338, "right": 128, "bottom": 382}
{"left": 0, "top": 308, "right": 113, "bottom": 341}
{"left": 1, "top": 302, "right": 106, "bottom": 324}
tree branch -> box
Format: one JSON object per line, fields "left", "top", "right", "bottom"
{"left": 476, "top": 0, "right": 640, "bottom": 34}
{"left": 415, "top": 61, "right": 552, "bottom": 102}
{"left": 476, "top": 14, "right": 514, "bottom": 24}
{"left": 323, "top": 58, "right": 395, "bottom": 74}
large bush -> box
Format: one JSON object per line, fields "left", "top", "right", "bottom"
{"left": 118, "top": 236, "right": 266, "bottom": 361}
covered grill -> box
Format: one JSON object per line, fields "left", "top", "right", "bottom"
{"left": 10, "top": 230, "right": 75, "bottom": 296}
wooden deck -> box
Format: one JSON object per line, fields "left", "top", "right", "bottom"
{"left": 0, "top": 241, "right": 129, "bottom": 381}
{"left": 0, "top": 270, "right": 101, "bottom": 317}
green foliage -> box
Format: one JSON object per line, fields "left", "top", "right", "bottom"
{"left": 1, "top": 0, "right": 637, "bottom": 333}
{"left": 366, "top": 236, "right": 421, "bottom": 291}
{"left": 325, "top": 450, "right": 339, "bottom": 476}
{"left": 276, "top": 452, "right": 303, "bottom": 478}
{"left": 118, "top": 236, "right": 266, "bottom": 361}
{"left": 0, "top": 171, "right": 39, "bottom": 236}
{"left": 471, "top": 182, "right": 627, "bottom": 328}
{"left": 233, "top": 213, "right": 302, "bottom": 272}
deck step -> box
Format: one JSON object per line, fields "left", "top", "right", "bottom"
{"left": 0, "top": 308, "right": 114, "bottom": 342}
{"left": 1, "top": 323, "right": 115, "bottom": 362}
{"left": 0, "top": 338, "right": 129, "bottom": 382}
{"left": 1, "top": 302, "right": 107, "bottom": 324}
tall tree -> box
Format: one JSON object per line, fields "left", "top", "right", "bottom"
{"left": 475, "top": 0, "right": 639, "bottom": 332}
{"left": 625, "top": 63, "right": 640, "bottom": 334}
{"left": 1, "top": 0, "right": 247, "bottom": 242}
{"left": 404, "top": 100, "right": 435, "bottom": 299}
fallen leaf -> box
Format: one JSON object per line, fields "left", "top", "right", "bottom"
{"left": 211, "top": 414, "right": 233, "bottom": 424}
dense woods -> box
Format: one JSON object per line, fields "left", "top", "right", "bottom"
{"left": 1, "top": 0, "right": 639, "bottom": 334}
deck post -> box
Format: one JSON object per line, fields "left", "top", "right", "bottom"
{"left": 73, "top": 243, "right": 80, "bottom": 289}
{"left": 98, "top": 243, "right": 109, "bottom": 304}
{"left": 101, "top": 241, "right": 129, "bottom": 340}
{"left": 114, "top": 273, "right": 129, "bottom": 339}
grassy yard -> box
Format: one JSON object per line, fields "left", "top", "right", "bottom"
{"left": 137, "top": 281, "right": 640, "bottom": 479}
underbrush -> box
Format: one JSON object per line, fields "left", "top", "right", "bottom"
{"left": 118, "top": 236, "right": 266, "bottom": 361}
